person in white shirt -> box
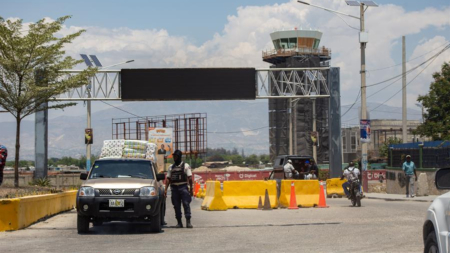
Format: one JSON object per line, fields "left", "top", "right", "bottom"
{"left": 341, "top": 162, "right": 360, "bottom": 198}
{"left": 283, "top": 160, "right": 297, "bottom": 179}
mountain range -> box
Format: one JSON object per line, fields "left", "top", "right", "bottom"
{"left": 0, "top": 100, "right": 422, "bottom": 160}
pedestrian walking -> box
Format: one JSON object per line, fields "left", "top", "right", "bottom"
{"left": 402, "top": 155, "right": 417, "bottom": 198}
{"left": 164, "top": 150, "right": 194, "bottom": 228}
{"left": 0, "top": 144, "right": 7, "bottom": 186}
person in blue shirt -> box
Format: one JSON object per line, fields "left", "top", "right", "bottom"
{"left": 402, "top": 155, "right": 417, "bottom": 198}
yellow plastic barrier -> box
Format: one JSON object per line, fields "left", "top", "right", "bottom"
{"left": 0, "top": 191, "right": 77, "bottom": 232}
{"left": 222, "top": 181, "right": 278, "bottom": 209}
{"left": 279, "top": 180, "right": 320, "bottom": 208}
{"left": 201, "top": 181, "right": 227, "bottom": 211}
{"left": 326, "top": 178, "right": 347, "bottom": 197}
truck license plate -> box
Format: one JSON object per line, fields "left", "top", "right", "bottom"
{"left": 109, "top": 199, "right": 124, "bottom": 207}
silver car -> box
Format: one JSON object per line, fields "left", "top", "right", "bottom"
{"left": 423, "top": 168, "right": 450, "bottom": 253}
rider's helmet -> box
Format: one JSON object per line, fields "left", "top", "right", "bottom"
{"left": 287, "top": 159, "right": 292, "bottom": 164}
{"left": 349, "top": 162, "right": 355, "bottom": 167}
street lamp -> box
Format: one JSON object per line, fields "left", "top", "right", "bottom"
{"left": 297, "top": 0, "right": 378, "bottom": 190}
{"left": 101, "top": 60, "right": 135, "bottom": 70}
{"left": 81, "top": 56, "right": 135, "bottom": 171}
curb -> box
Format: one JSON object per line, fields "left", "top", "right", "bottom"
{"left": 366, "top": 196, "right": 433, "bottom": 203}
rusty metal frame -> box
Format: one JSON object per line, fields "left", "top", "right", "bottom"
{"left": 112, "top": 113, "right": 207, "bottom": 158}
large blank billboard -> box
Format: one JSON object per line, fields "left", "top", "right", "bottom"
{"left": 121, "top": 68, "right": 256, "bottom": 101}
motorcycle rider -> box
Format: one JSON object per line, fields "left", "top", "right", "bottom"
{"left": 341, "top": 162, "right": 360, "bottom": 198}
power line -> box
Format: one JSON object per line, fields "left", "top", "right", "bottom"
{"left": 343, "top": 106, "right": 422, "bottom": 115}
{"left": 100, "top": 101, "right": 146, "bottom": 120}
{"left": 366, "top": 42, "right": 449, "bottom": 72}
{"left": 341, "top": 89, "right": 360, "bottom": 117}
{"left": 342, "top": 44, "right": 447, "bottom": 122}
{"left": 370, "top": 45, "right": 445, "bottom": 112}
{"left": 207, "top": 126, "right": 269, "bottom": 134}
{"left": 365, "top": 44, "right": 449, "bottom": 88}
{"left": 342, "top": 44, "right": 449, "bottom": 108}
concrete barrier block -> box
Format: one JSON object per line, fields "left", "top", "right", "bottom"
{"left": 0, "top": 199, "right": 20, "bottom": 231}
{"left": 222, "top": 181, "right": 278, "bottom": 209}
{"left": 326, "top": 178, "right": 346, "bottom": 197}
{"left": 279, "top": 180, "right": 320, "bottom": 208}
{"left": 0, "top": 191, "right": 77, "bottom": 232}
{"left": 417, "top": 173, "right": 429, "bottom": 196}
{"left": 201, "top": 181, "right": 227, "bottom": 211}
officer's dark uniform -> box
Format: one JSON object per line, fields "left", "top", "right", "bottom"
{"left": 0, "top": 145, "right": 7, "bottom": 186}
{"left": 165, "top": 150, "right": 193, "bottom": 228}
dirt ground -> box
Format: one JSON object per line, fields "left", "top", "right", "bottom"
{"left": 0, "top": 185, "right": 63, "bottom": 199}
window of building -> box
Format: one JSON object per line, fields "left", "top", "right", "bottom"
{"left": 288, "top": 38, "right": 297, "bottom": 49}
{"left": 313, "top": 39, "right": 320, "bottom": 49}
{"left": 343, "top": 136, "right": 347, "bottom": 152}
{"left": 280, "top": 38, "right": 289, "bottom": 49}
{"left": 273, "top": 39, "right": 281, "bottom": 50}
{"left": 351, "top": 132, "right": 358, "bottom": 151}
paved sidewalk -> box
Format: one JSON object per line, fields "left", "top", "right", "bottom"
{"left": 365, "top": 193, "right": 438, "bottom": 202}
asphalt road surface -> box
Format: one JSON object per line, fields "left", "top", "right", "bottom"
{"left": 0, "top": 198, "right": 429, "bottom": 253}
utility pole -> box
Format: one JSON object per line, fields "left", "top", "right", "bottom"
{"left": 359, "top": 3, "right": 369, "bottom": 192}
{"left": 289, "top": 98, "right": 293, "bottom": 155}
{"left": 402, "top": 36, "right": 407, "bottom": 143}
{"left": 86, "top": 86, "right": 92, "bottom": 171}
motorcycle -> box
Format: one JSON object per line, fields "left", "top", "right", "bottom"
{"left": 349, "top": 179, "right": 362, "bottom": 207}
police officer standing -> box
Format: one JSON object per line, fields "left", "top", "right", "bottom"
{"left": 164, "top": 150, "right": 193, "bottom": 228}
{"left": 0, "top": 144, "right": 7, "bottom": 186}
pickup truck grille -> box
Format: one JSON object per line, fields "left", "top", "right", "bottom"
{"left": 98, "top": 189, "right": 137, "bottom": 196}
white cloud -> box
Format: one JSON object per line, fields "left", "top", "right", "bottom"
{"left": 6, "top": 1, "right": 450, "bottom": 112}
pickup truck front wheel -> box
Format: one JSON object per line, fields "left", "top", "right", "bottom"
{"left": 77, "top": 215, "right": 90, "bottom": 234}
{"left": 150, "top": 211, "right": 162, "bottom": 233}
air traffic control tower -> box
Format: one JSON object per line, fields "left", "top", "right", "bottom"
{"left": 263, "top": 28, "right": 334, "bottom": 163}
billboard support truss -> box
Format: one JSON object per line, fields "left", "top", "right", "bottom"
{"left": 54, "top": 67, "right": 330, "bottom": 101}
{"left": 255, "top": 67, "right": 330, "bottom": 99}
{"left": 54, "top": 70, "right": 121, "bottom": 101}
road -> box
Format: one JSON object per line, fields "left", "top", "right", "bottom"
{"left": 0, "top": 198, "right": 428, "bottom": 253}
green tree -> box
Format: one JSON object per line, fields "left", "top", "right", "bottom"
{"left": 379, "top": 137, "right": 402, "bottom": 158}
{"left": 415, "top": 62, "right": 450, "bottom": 140}
{"left": 259, "top": 154, "right": 270, "bottom": 165}
{"left": 229, "top": 154, "right": 244, "bottom": 165}
{"left": 0, "top": 16, "right": 96, "bottom": 187}
{"left": 245, "top": 154, "right": 259, "bottom": 165}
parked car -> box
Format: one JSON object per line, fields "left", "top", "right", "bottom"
{"left": 423, "top": 168, "right": 450, "bottom": 252}
{"left": 76, "top": 158, "right": 166, "bottom": 234}
{"left": 269, "top": 155, "right": 314, "bottom": 180}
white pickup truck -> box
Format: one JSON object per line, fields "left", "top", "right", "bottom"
{"left": 423, "top": 168, "right": 450, "bottom": 252}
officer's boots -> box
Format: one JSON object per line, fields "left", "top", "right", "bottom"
{"left": 186, "top": 218, "right": 193, "bottom": 228}
{"left": 175, "top": 218, "right": 183, "bottom": 228}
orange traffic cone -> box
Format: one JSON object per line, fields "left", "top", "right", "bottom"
{"left": 288, "top": 181, "right": 299, "bottom": 210}
{"left": 194, "top": 182, "right": 199, "bottom": 197}
{"left": 317, "top": 181, "right": 329, "bottom": 208}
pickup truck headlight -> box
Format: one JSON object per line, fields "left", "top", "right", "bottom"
{"left": 79, "top": 187, "right": 95, "bottom": 197}
{"left": 140, "top": 187, "right": 157, "bottom": 197}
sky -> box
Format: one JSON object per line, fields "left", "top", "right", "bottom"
{"left": 1, "top": 0, "right": 450, "bottom": 124}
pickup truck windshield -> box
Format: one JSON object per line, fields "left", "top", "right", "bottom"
{"left": 89, "top": 160, "right": 154, "bottom": 179}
